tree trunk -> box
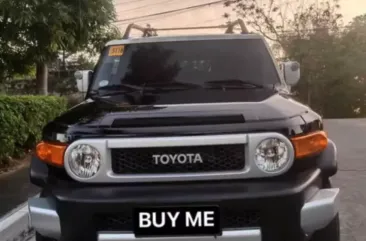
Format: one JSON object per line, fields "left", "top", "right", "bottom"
{"left": 307, "top": 80, "right": 311, "bottom": 107}
{"left": 62, "top": 50, "right": 66, "bottom": 71}
{"left": 36, "top": 62, "right": 48, "bottom": 95}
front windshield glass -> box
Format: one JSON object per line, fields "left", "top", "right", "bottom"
{"left": 90, "top": 38, "right": 281, "bottom": 92}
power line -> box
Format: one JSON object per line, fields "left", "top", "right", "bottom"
{"left": 114, "top": 0, "right": 301, "bottom": 27}
{"left": 114, "top": 0, "right": 148, "bottom": 6}
{"left": 117, "top": 0, "right": 178, "bottom": 14}
{"left": 115, "top": 7, "right": 221, "bottom": 27}
{"left": 115, "top": 0, "right": 226, "bottom": 23}
{"left": 233, "top": 25, "right": 350, "bottom": 35}
{"left": 182, "top": 17, "right": 227, "bottom": 27}
{"left": 115, "top": 1, "right": 195, "bottom": 26}
{"left": 115, "top": 6, "right": 208, "bottom": 26}
{"left": 114, "top": 0, "right": 227, "bottom": 23}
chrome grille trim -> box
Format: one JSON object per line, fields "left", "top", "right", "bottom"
{"left": 111, "top": 144, "right": 246, "bottom": 174}
{"left": 63, "top": 133, "right": 295, "bottom": 183}
{"left": 106, "top": 134, "right": 248, "bottom": 148}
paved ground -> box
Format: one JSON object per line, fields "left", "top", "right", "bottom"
{"left": 17, "top": 119, "right": 366, "bottom": 241}
{"left": 0, "top": 166, "right": 39, "bottom": 217}
{"left": 325, "top": 119, "right": 366, "bottom": 241}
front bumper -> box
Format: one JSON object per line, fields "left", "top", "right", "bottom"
{"left": 97, "top": 229, "right": 261, "bottom": 241}
{"left": 28, "top": 169, "right": 340, "bottom": 241}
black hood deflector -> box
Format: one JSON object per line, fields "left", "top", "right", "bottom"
{"left": 43, "top": 92, "right": 321, "bottom": 142}
{"left": 54, "top": 93, "right": 309, "bottom": 127}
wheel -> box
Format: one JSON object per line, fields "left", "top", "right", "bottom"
{"left": 308, "top": 214, "right": 340, "bottom": 241}
{"left": 35, "top": 232, "right": 57, "bottom": 241}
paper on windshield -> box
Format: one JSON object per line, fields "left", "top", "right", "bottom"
{"left": 108, "top": 45, "right": 125, "bottom": 56}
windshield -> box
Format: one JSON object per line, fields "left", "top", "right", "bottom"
{"left": 91, "top": 39, "right": 280, "bottom": 90}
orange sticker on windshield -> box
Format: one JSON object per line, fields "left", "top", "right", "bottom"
{"left": 108, "top": 45, "right": 124, "bottom": 56}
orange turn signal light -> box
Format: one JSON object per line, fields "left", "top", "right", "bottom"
{"left": 36, "top": 141, "right": 67, "bottom": 167}
{"left": 291, "top": 131, "right": 328, "bottom": 159}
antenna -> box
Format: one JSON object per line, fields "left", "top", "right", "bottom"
{"left": 122, "top": 18, "right": 249, "bottom": 39}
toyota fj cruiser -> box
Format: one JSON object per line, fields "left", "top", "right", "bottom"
{"left": 28, "top": 19, "right": 340, "bottom": 241}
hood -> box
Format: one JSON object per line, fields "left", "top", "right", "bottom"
{"left": 53, "top": 92, "right": 309, "bottom": 127}
{"left": 42, "top": 91, "right": 318, "bottom": 142}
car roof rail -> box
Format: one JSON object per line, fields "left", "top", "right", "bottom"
{"left": 122, "top": 19, "right": 249, "bottom": 39}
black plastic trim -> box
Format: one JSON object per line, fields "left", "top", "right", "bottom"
{"left": 50, "top": 169, "right": 321, "bottom": 203}
{"left": 29, "top": 156, "right": 49, "bottom": 187}
{"left": 50, "top": 169, "right": 321, "bottom": 241}
{"left": 316, "top": 139, "right": 338, "bottom": 177}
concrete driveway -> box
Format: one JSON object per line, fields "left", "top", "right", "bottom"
{"left": 325, "top": 119, "right": 366, "bottom": 241}
{"left": 24, "top": 119, "right": 366, "bottom": 241}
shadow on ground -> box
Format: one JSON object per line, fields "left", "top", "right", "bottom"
{"left": 0, "top": 165, "right": 39, "bottom": 217}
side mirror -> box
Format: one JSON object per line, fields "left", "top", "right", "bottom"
{"left": 74, "top": 70, "right": 92, "bottom": 93}
{"left": 281, "top": 61, "right": 300, "bottom": 86}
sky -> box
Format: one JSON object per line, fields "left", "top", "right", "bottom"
{"left": 341, "top": 0, "right": 366, "bottom": 23}
{"left": 113, "top": 0, "right": 366, "bottom": 36}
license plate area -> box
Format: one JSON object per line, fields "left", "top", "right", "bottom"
{"left": 133, "top": 206, "right": 221, "bottom": 237}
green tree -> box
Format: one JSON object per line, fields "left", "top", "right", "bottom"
{"left": 341, "top": 14, "right": 366, "bottom": 80}
{"left": 0, "top": 1, "right": 34, "bottom": 81}
{"left": 51, "top": 54, "right": 97, "bottom": 96}
{"left": 88, "top": 26, "right": 122, "bottom": 56}
{"left": 224, "top": 0, "right": 366, "bottom": 118}
{"left": 223, "top": 0, "right": 342, "bottom": 49}
{"left": 337, "top": 14, "right": 366, "bottom": 117}
{"left": 0, "top": 0, "right": 118, "bottom": 95}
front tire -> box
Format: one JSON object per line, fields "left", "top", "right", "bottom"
{"left": 309, "top": 214, "right": 340, "bottom": 241}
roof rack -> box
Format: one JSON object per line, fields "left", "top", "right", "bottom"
{"left": 122, "top": 19, "right": 249, "bottom": 39}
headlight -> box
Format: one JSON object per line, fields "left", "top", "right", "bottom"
{"left": 254, "top": 138, "right": 290, "bottom": 173}
{"left": 68, "top": 144, "right": 101, "bottom": 178}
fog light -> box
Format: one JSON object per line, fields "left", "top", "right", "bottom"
{"left": 254, "top": 138, "right": 290, "bottom": 173}
{"left": 68, "top": 144, "right": 101, "bottom": 178}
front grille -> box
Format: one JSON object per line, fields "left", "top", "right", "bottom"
{"left": 95, "top": 209, "right": 260, "bottom": 231}
{"left": 111, "top": 144, "right": 245, "bottom": 174}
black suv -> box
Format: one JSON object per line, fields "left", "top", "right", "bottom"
{"left": 28, "top": 20, "right": 340, "bottom": 241}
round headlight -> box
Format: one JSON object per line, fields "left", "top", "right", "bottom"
{"left": 68, "top": 144, "right": 101, "bottom": 178}
{"left": 254, "top": 138, "right": 290, "bottom": 173}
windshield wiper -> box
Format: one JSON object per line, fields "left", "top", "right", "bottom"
{"left": 96, "top": 84, "right": 146, "bottom": 93}
{"left": 144, "top": 81, "right": 200, "bottom": 91}
{"left": 89, "top": 81, "right": 204, "bottom": 104}
{"left": 88, "top": 85, "right": 138, "bottom": 105}
{"left": 204, "top": 79, "right": 266, "bottom": 89}
{"left": 101, "top": 82, "right": 196, "bottom": 93}
{"left": 114, "top": 82, "right": 200, "bottom": 93}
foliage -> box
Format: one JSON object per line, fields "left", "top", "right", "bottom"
{"left": 1, "top": 53, "right": 96, "bottom": 98}
{"left": 0, "top": 0, "right": 119, "bottom": 94}
{"left": 51, "top": 54, "right": 97, "bottom": 96}
{"left": 224, "top": 0, "right": 366, "bottom": 118}
{"left": 66, "top": 93, "right": 85, "bottom": 108}
{"left": 341, "top": 14, "right": 366, "bottom": 83}
{"left": 0, "top": 95, "right": 67, "bottom": 166}
{"left": 0, "top": 0, "right": 117, "bottom": 61}
{"left": 224, "top": 0, "right": 342, "bottom": 45}
{"left": 75, "top": 54, "right": 97, "bottom": 70}
{"left": 88, "top": 26, "right": 123, "bottom": 55}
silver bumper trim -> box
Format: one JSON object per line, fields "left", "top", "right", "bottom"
{"left": 301, "top": 188, "right": 340, "bottom": 234}
{"left": 28, "top": 197, "right": 61, "bottom": 240}
{"left": 97, "top": 229, "right": 262, "bottom": 241}
{"left": 27, "top": 188, "right": 340, "bottom": 240}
